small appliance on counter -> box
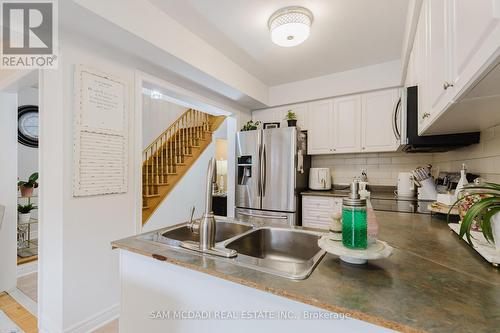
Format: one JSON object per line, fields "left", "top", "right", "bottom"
{"left": 309, "top": 168, "right": 332, "bottom": 190}
{"left": 412, "top": 165, "right": 438, "bottom": 201}
{"left": 396, "top": 172, "right": 416, "bottom": 198}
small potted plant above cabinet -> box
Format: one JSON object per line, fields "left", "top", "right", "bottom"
{"left": 18, "top": 203, "right": 36, "bottom": 223}
{"left": 285, "top": 110, "right": 297, "bottom": 127}
{"left": 17, "top": 172, "right": 38, "bottom": 197}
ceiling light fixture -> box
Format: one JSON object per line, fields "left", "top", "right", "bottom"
{"left": 268, "top": 6, "right": 313, "bottom": 47}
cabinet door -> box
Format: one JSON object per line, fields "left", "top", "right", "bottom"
{"left": 361, "top": 89, "right": 400, "bottom": 152}
{"left": 307, "top": 100, "right": 334, "bottom": 154}
{"left": 413, "top": 1, "right": 430, "bottom": 129}
{"left": 451, "top": 0, "right": 500, "bottom": 89}
{"left": 426, "top": 0, "right": 453, "bottom": 118}
{"left": 332, "top": 95, "right": 361, "bottom": 153}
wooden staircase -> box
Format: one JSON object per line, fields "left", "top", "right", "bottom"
{"left": 142, "top": 109, "right": 225, "bottom": 224}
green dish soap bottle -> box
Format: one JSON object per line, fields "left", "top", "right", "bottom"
{"left": 342, "top": 181, "right": 367, "bottom": 249}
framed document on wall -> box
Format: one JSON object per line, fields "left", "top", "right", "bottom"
{"left": 73, "top": 65, "right": 128, "bottom": 196}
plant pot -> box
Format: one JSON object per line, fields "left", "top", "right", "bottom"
{"left": 18, "top": 212, "right": 31, "bottom": 223}
{"left": 492, "top": 212, "right": 500, "bottom": 252}
{"left": 20, "top": 186, "right": 34, "bottom": 197}
{"left": 287, "top": 119, "right": 297, "bottom": 127}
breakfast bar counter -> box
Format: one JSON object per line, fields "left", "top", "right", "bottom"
{"left": 112, "top": 212, "right": 500, "bottom": 333}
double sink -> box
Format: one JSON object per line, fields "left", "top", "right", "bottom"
{"left": 141, "top": 220, "right": 326, "bottom": 280}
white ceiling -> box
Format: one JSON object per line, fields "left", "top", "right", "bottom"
{"left": 148, "top": 0, "right": 409, "bottom": 86}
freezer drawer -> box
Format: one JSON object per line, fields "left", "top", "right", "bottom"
{"left": 235, "top": 208, "right": 295, "bottom": 227}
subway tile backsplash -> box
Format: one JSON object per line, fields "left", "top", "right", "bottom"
{"left": 311, "top": 124, "right": 500, "bottom": 186}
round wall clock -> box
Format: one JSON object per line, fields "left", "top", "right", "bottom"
{"left": 18, "top": 105, "right": 39, "bottom": 148}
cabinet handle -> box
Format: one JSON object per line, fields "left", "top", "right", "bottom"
{"left": 443, "top": 82, "right": 454, "bottom": 90}
{"left": 422, "top": 112, "right": 431, "bottom": 119}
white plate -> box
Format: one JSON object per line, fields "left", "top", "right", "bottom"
{"left": 318, "top": 236, "right": 393, "bottom": 264}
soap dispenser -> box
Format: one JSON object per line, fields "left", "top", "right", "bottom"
{"left": 455, "top": 164, "right": 468, "bottom": 199}
{"left": 342, "top": 181, "right": 368, "bottom": 249}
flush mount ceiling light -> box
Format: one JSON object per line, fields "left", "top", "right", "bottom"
{"left": 268, "top": 6, "right": 313, "bottom": 47}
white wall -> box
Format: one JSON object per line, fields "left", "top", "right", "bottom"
{"left": 267, "top": 60, "right": 401, "bottom": 107}
{"left": 312, "top": 152, "right": 434, "bottom": 186}
{"left": 0, "top": 92, "right": 18, "bottom": 293}
{"left": 143, "top": 120, "right": 228, "bottom": 232}
{"left": 311, "top": 124, "right": 500, "bottom": 186}
{"left": 142, "top": 93, "right": 186, "bottom": 148}
{"left": 39, "top": 36, "right": 137, "bottom": 332}
{"left": 432, "top": 124, "right": 500, "bottom": 184}
{"left": 38, "top": 28, "right": 251, "bottom": 332}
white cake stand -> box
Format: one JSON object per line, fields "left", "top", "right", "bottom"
{"left": 318, "top": 235, "right": 393, "bottom": 265}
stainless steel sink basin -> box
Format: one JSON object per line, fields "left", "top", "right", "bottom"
{"left": 161, "top": 221, "right": 252, "bottom": 243}
{"left": 139, "top": 220, "right": 325, "bottom": 280}
{"left": 224, "top": 227, "right": 326, "bottom": 280}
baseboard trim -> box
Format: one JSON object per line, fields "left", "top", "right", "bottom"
{"left": 17, "top": 260, "right": 37, "bottom": 277}
{"left": 8, "top": 288, "right": 37, "bottom": 316}
{"left": 64, "top": 303, "right": 119, "bottom": 333}
{"left": 39, "top": 315, "right": 62, "bottom": 333}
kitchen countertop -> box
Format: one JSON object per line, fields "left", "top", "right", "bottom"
{"left": 301, "top": 189, "right": 400, "bottom": 200}
{"left": 112, "top": 212, "right": 500, "bottom": 333}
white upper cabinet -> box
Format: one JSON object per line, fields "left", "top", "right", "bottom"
{"left": 332, "top": 95, "right": 362, "bottom": 153}
{"left": 361, "top": 89, "right": 401, "bottom": 152}
{"left": 407, "top": 0, "right": 500, "bottom": 134}
{"left": 426, "top": 0, "right": 454, "bottom": 120}
{"left": 307, "top": 100, "right": 333, "bottom": 154}
{"left": 451, "top": 0, "right": 500, "bottom": 91}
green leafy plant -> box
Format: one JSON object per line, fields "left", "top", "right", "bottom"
{"left": 285, "top": 110, "right": 297, "bottom": 120}
{"left": 17, "top": 172, "right": 39, "bottom": 189}
{"left": 18, "top": 203, "right": 37, "bottom": 214}
{"left": 448, "top": 182, "right": 500, "bottom": 245}
{"left": 241, "top": 120, "right": 261, "bottom": 131}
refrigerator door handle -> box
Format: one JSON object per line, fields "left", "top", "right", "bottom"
{"left": 257, "top": 145, "right": 262, "bottom": 197}
{"left": 237, "top": 211, "right": 288, "bottom": 220}
{"left": 262, "top": 144, "right": 267, "bottom": 196}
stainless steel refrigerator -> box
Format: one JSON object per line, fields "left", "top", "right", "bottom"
{"left": 235, "top": 127, "right": 310, "bottom": 226}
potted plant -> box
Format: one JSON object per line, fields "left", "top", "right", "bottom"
{"left": 18, "top": 172, "right": 38, "bottom": 197}
{"left": 18, "top": 203, "right": 36, "bottom": 223}
{"left": 285, "top": 110, "right": 297, "bottom": 127}
{"left": 241, "top": 120, "right": 261, "bottom": 131}
{"left": 449, "top": 182, "right": 500, "bottom": 251}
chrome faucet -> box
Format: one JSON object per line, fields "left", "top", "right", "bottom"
{"left": 180, "top": 158, "right": 237, "bottom": 258}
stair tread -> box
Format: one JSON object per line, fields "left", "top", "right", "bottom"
{"left": 143, "top": 193, "right": 160, "bottom": 198}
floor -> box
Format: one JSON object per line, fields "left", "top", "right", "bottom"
{"left": 92, "top": 319, "right": 119, "bottom": 333}
{"left": 17, "top": 272, "right": 37, "bottom": 303}
{"left": 4, "top": 271, "right": 117, "bottom": 333}
{"left": 17, "top": 254, "right": 37, "bottom": 265}
{"left": 0, "top": 292, "right": 37, "bottom": 333}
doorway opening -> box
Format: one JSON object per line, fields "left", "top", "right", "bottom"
{"left": 0, "top": 70, "right": 40, "bottom": 322}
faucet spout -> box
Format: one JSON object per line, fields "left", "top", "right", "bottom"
{"left": 180, "top": 157, "right": 237, "bottom": 258}
{"left": 199, "top": 158, "right": 217, "bottom": 250}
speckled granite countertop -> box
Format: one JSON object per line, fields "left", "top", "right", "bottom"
{"left": 112, "top": 212, "right": 500, "bottom": 333}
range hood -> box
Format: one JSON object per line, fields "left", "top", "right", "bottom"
{"left": 402, "top": 86, "right": 480, "bottom": 153}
